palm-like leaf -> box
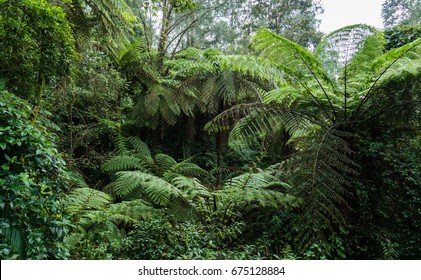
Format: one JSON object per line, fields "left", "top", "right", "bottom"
{"left": 67, "top": 0, "right": 135, "bottom": 44}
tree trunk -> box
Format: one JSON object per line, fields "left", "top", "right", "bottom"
{"left": 157, "top": 4, "right": 173, "bottom": 67}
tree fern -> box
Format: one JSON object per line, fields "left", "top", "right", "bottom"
{"left": 205, "top": 25, "right": 421, "bottom": 253}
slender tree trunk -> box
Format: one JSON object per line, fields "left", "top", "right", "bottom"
{"left": 157, "top": 3, "right": 173, "bottom": 67}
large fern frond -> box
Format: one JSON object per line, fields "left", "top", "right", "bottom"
{"left": 315, "top": 24, "right": 382, "bottom": 78}
{"left": 102, "top": 155, "right": 143, "bottom": 173}
{"left": 119, "top": 42, "right": 160, "bottom": 83}
{"left": 169, "top": 162, "right": 209, "bottom": 179}
{"left": 171, "top": 176, "right": 211, "bottom": 199}
{"left": 280, "top": 127, "right": 358, "bottom": 249}
{"left": 205, "top": 102, "right": 313, "bottom": 153}
{"left": 127, "top": 136, "right": 151, "bottom": 158}
{"left": 154, "top": 153, "right": 178, "bottom": 172}
{"left": 252, "top": 28, "right": 337, "bottom": 121}
{"left": 106, "top": 199, "right": 161, "bottom": 223}
{"left": 217, "top": 172, "right": 296, "bottom": 210}
{"left": 4, "top": 225, "right": 25, "bottom": 259}
{"left": 67, "top": 187, "right": 113, "bottom": 214}
{"left": 59, "top": 0, "right": 136, "bottom": 46}
{"left": 114, "top": 171, "right": 181, "bottom": 206}
{"left": 351, "top": 37, "right": 421, "bottom": 122}
{"left": 82, "top": 0, "right": 135, "bottom": 43}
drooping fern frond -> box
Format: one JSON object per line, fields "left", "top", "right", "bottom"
{"left": 154, "top": 153, "right": 178, "bottom": 172}
{"left": 114, "top": 171, "right": 182, "bottom": 206}
{"left": 171, "top": 176, "right": 211, "bottom": 199}
{"left": 280, "top": 126, "right": 358, "bottom": 249}
{"left": 204, "top": 102, "right": 266, "bottom": 134}
{"left": 170, "top": 176, "right": 212, "bottom": 215}
{"left": 127, "top": 136, "right": 151, "bottom": 158}
{"left": 81, "top": 0, "right": 135, "bottom": 43}
{"left": 210, "top": 171, "right": 296, "bottom": 224}
{"left": 101, "top": 155, "right": 143, "bottom": 173}
{"left": 205, "top": 100, "right": 313, "bottom": 154}
{"left": 119, "top": 42, "right": 160, "bottom": 82}
{"left": 170, "top": 162, "right": 209, "bottom": 178}
{"left": 67, "top": 187, "right": 113, "bottom": 215}
{"left": 4, "top": 225, "right": 25, "bottom": 259}
{"left": 58, "top": 0, "right": 136, "bottom": 47}
{"left": 106, "top": 199, "right": 162, "bottom": 223}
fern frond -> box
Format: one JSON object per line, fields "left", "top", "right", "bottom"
{"left": 315, "top": 24, "right": 381, "bottom": 77}
{"left": 170, "top": 162, "right": 209, "bottom": 178}
{"left": 113, "top": 132, "right": 129, "bottom": 154}
{"left": 220, "top": 54, "right": 284, "bottom": 85}
{"left": 114, "top": 171, "right": 181, "bottom": 206}
{"left": 204, "top": 102, "right": 266, "bottom": 134}
{"left": 252, "top": 28, "right": 337, "bottom": 120}
{"left": 119, "top": 43, "right": 160, "bottom": 83}
{"left": 107, "top": 199, "right": 161, "bottom": 222}
{"left": 102, "top": 155, "right": 143, "bottom": 173}
{"left": 154, "top": 154, "right": 178, "bottom": 171}
{"left": 127, "top": 136, "right": 151, "bottom": 158}
{"left": 5, "top": 225, "right": 25, "bottom": 259}
{"left": 281, "top": 127, "right": 358, "bottom": 249}
{"left": 171, "top": 176, "right": 211, "bottom": 199}
{"left": 83, "top": 0, "right": 135, "bottom": 43}
{"left": 352, "top": 37, "right": 421, "bottom": 121}
{"left": 67, "top": 188, "right": 112, "bottom": 214}
{"left": 218, "top": 172, "right": 295, "bottom": 209}
{"left": 68, "top": 170, "right": 89, "bottom": 188}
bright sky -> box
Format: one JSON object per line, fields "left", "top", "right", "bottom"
{"left": 319, "top": 0, "right": 384, "bottom": 34}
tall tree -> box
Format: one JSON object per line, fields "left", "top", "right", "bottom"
{"left": 382, "top": 0, "right": 421, "bottom": 28}
{"left": 189, "top": 0, "right": 324, "bottom": 52}
{"left": 0, "top": 0, "right": 76, "bottom": 120}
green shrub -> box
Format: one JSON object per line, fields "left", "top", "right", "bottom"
{"left": 0, "top": 91, "right": 72, "bottom": 259}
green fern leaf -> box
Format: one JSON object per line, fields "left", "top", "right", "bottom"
{"left": 154, "top": 154, "right": 177, "bottom": 171}
{"left": 102, "top": 155, "right": 143, "bottom": 173}
{"left": 114, "top": 171, "right": 181, "bottom": 206}
{"left": 127, "top": 136, "right": 151, "bottom": 158}
{"left": 67, "top": 188, "right": 112, "bottom": 214}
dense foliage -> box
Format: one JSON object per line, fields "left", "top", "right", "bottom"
{"left": 1, "top": 0, "right": 420, "bottom": 260}
{"left": 0, "top": 91, "right": 71, "bottom": 259}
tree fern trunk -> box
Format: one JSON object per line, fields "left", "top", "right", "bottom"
{"left": 215, "top": 130, "right": 225, "bottom": 189}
